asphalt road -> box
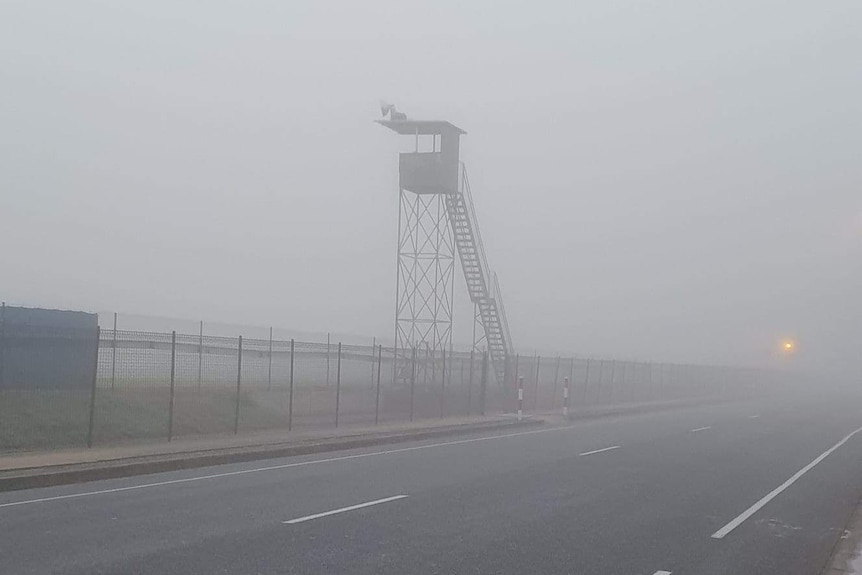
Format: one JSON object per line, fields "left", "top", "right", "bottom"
{"left": 2, "top": 390, "right": 862, "bottom": 574}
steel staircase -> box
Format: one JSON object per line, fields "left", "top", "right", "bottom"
{"left": 445, "top": 165, "right": 513, "bottom": 384}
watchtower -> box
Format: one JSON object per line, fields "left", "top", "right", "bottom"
{"left": 377, "top": 119, "right": 464, "bottom": 383}
{"left": 378, "top": 117, "right": 513, "bottom": 386}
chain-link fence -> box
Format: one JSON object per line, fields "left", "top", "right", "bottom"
{"left": 505, "top": 354, "right": 764, "bottom": 416}
{"left": 0, "top": 324, "right": 766, "bottom": 453}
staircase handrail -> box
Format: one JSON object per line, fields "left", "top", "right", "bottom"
{"left": 493, "top": 271, "right": 514, "bottom": 354}
{"left": 459, "top": 163, "right": 492, "bottom": 297}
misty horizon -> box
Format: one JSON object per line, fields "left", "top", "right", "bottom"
{"left": 2, "top": 1, "right": 859, "bottom": 375}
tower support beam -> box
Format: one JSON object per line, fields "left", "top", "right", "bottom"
{"left": 394, "top": 190, "right": 455, "bottom": 384}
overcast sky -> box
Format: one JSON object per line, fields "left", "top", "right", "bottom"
{"left": 2, "top": 1, "right": 859, "bottom": 372}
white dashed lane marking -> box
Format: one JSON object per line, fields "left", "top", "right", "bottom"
{"left": 579, "top": 446, "right": 621, "bottom": 456}
{"left": 283, "top": 495, "right": 408, "bottom": 524}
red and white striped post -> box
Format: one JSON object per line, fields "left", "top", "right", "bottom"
{"left": 563, "top": 376, "right": 570, "bottom": 416}
{"left": 517, "top": 376, "right": 524, "bottom": 421}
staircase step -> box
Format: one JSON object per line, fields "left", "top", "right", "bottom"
{"left": 448, "top": 186, "right": 510, "bottom": 378}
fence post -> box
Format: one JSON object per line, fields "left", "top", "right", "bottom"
{"left": 707, "top": 366, "right": 713, "bottom": 397}
{"left": 595, "top": 359, "right": 605, "bottom": 404}
{"left": 267, "top": 327, "right": 273, "bottom": 391}
{"left": 111, "top": 312, "right": 117, "bottom": 390}
{"left": 409, "top": 347, "right": 417, "bottom": 422}
{"left": 197, "top": 320, "right": 203, "bottom": 391}
{"left": 326, "top": 332, "right": 331, "bottom": 386}
{"left": 503, "top": 355, "right": 512, "bottom": 412}
{"left": 685, "top": 364, "right": 690, "bottom": 397}
{"left": 679, "top": 363, "right": 692, "bottom": 398}
{"left": 288, "top": 338, "right": 295, "bottom": 431}
{"left": 688, "top": 364, "right": 700, "bottom": 397}
{"left": 638, "top": 362, "right": 644, "bottom": 402}
{"left": 690, "top": 364, "right": 694, "bottom": 398}
{"left": 467, "top": 349, "right": 475, "bottom": 416}
{"left": 659, "top": 363, "right": 665, "bottom": 398}
{"left": 551, "top": 356, "right": 561, "bottom": 410}
{"left": 391, "top": 344, "right": 398, "bottom": 392}
{"left": 608, "top": 360, "right": 617, "bottom": 404}
{"left": 167, "top": 331, "right": 176, "bottom": 442}
{"left": 563, "top": 376, "right": 570, "bottom": 416}
{"left": 533, "top": 355, "right": 541, "bottom": 411}
{"left": 480, "top": 350, "right": 489, "bottom": 416}
{"left": 335, "top": 342, "right": 342, "bottom": 428}
{"left": 512, "top": 353, "right": 520, "bottom": 413}
{"left": 374, "top": 344, "right": 382, "bottom": 425}
{"left": 670, "top": 363, "right": 676, "bottom": 399}
{"left": 234, "top": 336, "right": 243, "bottom": 435}
{"left": 517, "top": 376, "right": 524, "bottom": 421}
{"left": 370, "top": 337, "right": 376, "bottom": 390}
{"left": 684, "top": 364, "right": 689, "bottom": 398}
{"left": 642, "top": 362, "right": 648, "bottom": 401}
{"left": 583, "top": 358, "right": 591, "bottom": 406}
{"left": 86, "top": 325, "right": 101, "bottom": 448}
{"left": 0, "top": 301, "right": 5, "bottom": 389}
{"left": 440, "top": 347, "right": 446, "bottom": 419}
{"left": 640, "top": 361, "right": 650, "bottom": 401}
{"left": 621, "top": 361, "right": 629, "bottom": 402}
{"left": 646, "top": 362, "right": 653, "bottom": 400}
{"left": 503, "top": 354, "right": 511, "bottom": 410}
{"left": 449, "top": 342, "right": 454, "bottom": 392}
{"left": 632, "top": 361, "right": 647, "bottom": 401}
{"left": 673, "top": 364, "right": 678, "bottom": 398}
{"left": 661, "top": 363, "right": 667, "bottom": 399}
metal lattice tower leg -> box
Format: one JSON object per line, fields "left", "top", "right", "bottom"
{"left": 394, "top": 190, "right": 455, "bottom": 384}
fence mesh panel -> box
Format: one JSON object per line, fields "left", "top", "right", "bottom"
{"left": 172, "top": 334, "right": 239, "bottom": 439}
{"left": 94, "top": 330, "right": 171, "bottom": 445}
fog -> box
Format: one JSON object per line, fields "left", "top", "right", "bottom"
{"left": 1, "top": 1, "right": 859, "bottom": 375}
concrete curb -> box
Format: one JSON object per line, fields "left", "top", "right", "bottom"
{"left": 0, "top": 418, "right": 544, "bottom": 493}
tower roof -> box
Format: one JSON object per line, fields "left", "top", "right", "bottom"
{"left": 376, "top": 119, "right": 466, "bottom": 136}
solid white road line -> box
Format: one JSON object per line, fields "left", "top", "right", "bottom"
{"left": 711, "top": 424, "right": 862, "bottom": 539}
{"left": 748, "top": 414, "right": 761, "bottom": 419}
{"left": 653, "top": 571, "right": 672, "bottom": 575}
{"left": 283, "top": 495, "right": 407, "bottom": 524}
{"left": 0, "top": 424, "right": 579, "bottom": 510}
{"left": 691, "top": 426, "right": 712, "bottom": 432}
{"left": 579, "top": 445, "right": 621, "bottom": 456}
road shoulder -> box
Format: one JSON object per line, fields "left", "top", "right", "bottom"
{"left": 824, "top": 498, "right": 862, "bottom": 574}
